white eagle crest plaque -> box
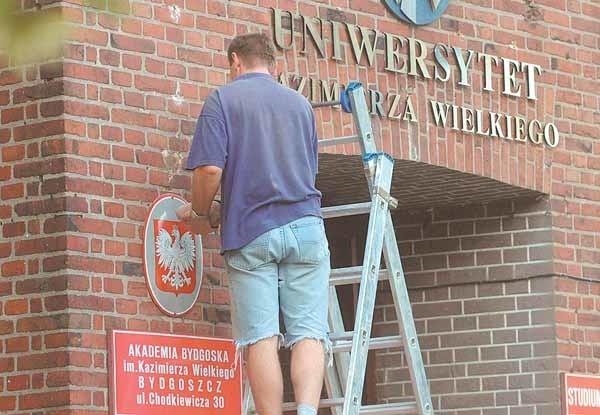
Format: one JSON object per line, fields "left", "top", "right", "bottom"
{"left": 143, "top": 193, "right": 203, "bottom": 316}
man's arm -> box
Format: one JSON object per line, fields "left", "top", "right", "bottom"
{"left": 191, "top": 165, "right": 222, "bottom": 216}
{"left": 176, "top": 165, "right": 223, "bottom": 235}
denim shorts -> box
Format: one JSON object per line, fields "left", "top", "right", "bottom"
{"left": 224, "top": 216, "right": 331, "bottom": 356}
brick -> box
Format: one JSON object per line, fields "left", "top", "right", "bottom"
{"left": 413, "top": 238, "right": 460, "bottom": 254}
{"left": 18, "top": 390, "right": 70, "bottom": 409}
{"left": 5, "top": 299, "right": 28, "bottom": 315}
{"left": 68, "top": 255, "right": 114, "bottom": 274}
{"left": 503, "top": 247, "right": 528, "bottom": 263}
{"left": 124, "top": 91, "right": 144, "bottom": 108}
{"left": 177, "top": 48, "right": 212, "bottom": 66}
{"left": 1, "top": 107, "right": 24, "bottom": 123}
{"left": 69, "top": 27, "right": 108, "bottom": 46}
{"left": 105, "top": 240, "right": 125, "bottom": 256}
{"left": 69, "top": 139, "right": 110, "bottom": 159}
{"left": 64, "top": 63, "right": 109, "bottom": 83}
{"left": 517, "top": 294, "right": 553, "bottom": 310}
{"left": 442, "top": 331, "right": 491, "bottom": 348}
{"left": 441, "top": 392, "right": 495, "bottom": 409}
{"left": 0, "top": 136, "right": 11, "bottom": 155}
{"left": 99, "top": 87, "right": 122, "bottom": 104}
{"left": 64, "top": 178, "right": 112, "bottom": 197}
{"left": 423, "top": 254, "right": 447, "bottom": 270}
{"left": 413, "top": 301, "right": 461, "bottom": 319}
{"left": 112, "top": 108, "right": 156, "bottom": 128}
{"left": 493, "top": 329, "right": 517, "bottom": 344}
{"left": 0, "top": 396, "right": 16, "bottom": 411}
{"left": 3, "top": 221, "right": 26, "bottom": 237}
{"left": 98, "top": 49, "right": 120, "bottom": 67}
{"left": 104, "top": 202, "right": 124, "bottom": 218}
{"left": 116, "top": 299, "right": 137, "bottom": 314}
{"left": 462, "top": 234, "right": 512, "bottom": 250}
{"left": 6, "top": 374, "right": 28, "bottom": 391}
{"left": 0, "top": 70, "right": 22, "bottom": 86}
{"left": 111, "top": 70, "right": 133, "bottom": 87}
{"left": 437, "top": 268, "right": 487, "bottom": 284}
{"left": 111, "top": 33, "right": 155, "bottom": 53}
{"left": 134, "top": 74, "right": 175, "bottom": 94}
{"left": 69, "top": 217, "right": 113, "bottom": 236}
{"left": 479, "top": 314, "right": 505, "bottom": 329}
{"left": 108, "top": 0, "right": 130, "bottom": 14}
{"left": 2, "top": 260, "right": 26, "bottom": 277}
{"left": 69, "top": 295, "right": 113, "bottom": 313}
{"left": 13, "top": 158, "right": 65, "bottom": 179}
{"left": 0, "top": 320, "right": 14, "bottom": 335}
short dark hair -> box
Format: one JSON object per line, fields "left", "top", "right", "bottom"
{"left": 227, "top": 32, "right": 276, "bottom": 69}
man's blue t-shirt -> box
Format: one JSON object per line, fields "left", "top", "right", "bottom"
{"left": 186, "top": 72, "right": 322, "bottom": 251}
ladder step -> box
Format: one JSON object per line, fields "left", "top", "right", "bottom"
{"left": 330, "top": 266, "right": 390, "bottom": 286}
{"left": 282, "top": 398, "right": 342, "bottom": 412}
{"left": 322, "top": 201, "right": 372, "bottom": 219}
{"left": 318, "top": 135, "right": 359, "bottom": 147}
{"left": 360, "top": 402, "right": 419, "bottom": 414}
{"left": 282, "top": 399, "right": 418, "bottom": 414}
{"left": 329, "top": 331, "right": 354, "bottom": 341}
{"left": 332, "top": 334, "right": 403, "bottom": 353}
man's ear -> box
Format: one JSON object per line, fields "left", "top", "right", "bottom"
{"left": 268, "top": 62, "right": 277, "bottom": 76}
{"left": 231, "top": 52, "right": 242, "bottom": 68}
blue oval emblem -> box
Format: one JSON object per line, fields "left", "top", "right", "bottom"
{"left": 383, "top": 0, "right": 451, "bottom": 25}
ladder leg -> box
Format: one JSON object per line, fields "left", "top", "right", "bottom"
{"left": 316, "top": 83, "right": 433, "bottom": 415}
{"left": 325, "top": 363, "right": 344, "bottom": 415}
{"left": 326, "top": 287, "right": 349, "bottom": 415}
{"left": 343, "top": 156, "right": 394, "bottom": 415}
{"left": 242, "top": 375, "right": 256, "bottom": 415}
{"left": 348, "top": 84, "right": 433, "bottom": 415}
{"left": 382, "top": 214, "right": 433, "bottom": 415}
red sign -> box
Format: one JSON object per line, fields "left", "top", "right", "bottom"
{"left": 562, "top": 373, "right": 600, "bottom": 415}
{"left": 110, "top": 330, "right": 242, "bottom": 415}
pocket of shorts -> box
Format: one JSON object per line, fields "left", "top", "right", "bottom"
{"left": 291, "top": 218, "right": 328, "bottom": 264}
{"left": 226, "top": 233, "right": 270, "bottom": 271}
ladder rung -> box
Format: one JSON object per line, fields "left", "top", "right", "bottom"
{"left": 330, "top": 266, "right": 390, "bottom": 286}
{"left": 332, "top": 335, "right": 403, "bottom": 353}
{"left": 360, "top": 402, "right": 419, "bottom": 414}
{"left": 329, "top": 331, "right": 354, "bottom": 341}
{"left": 322, "top": 202, "right": 372, "bottom": 218}
{"left": 282, "top": 398, "right": 343, "bottom": 411}
{"left": 318, "top": 135, "right": 359, "bottom": 147}
{"left": 282, "top": 399, "right": 418, "bottom": 414}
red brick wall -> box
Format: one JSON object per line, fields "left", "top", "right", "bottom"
{"left": 373, "top": 198, "right": 561, "bottom": 414}
{"left": 555, "top": 277, "right": 600, "bottom": 375}
{"left": 0, "top": 0, "right": 598, "bottom": 414}
{"left": 1, "top": 1, "right": 231, "bottom": 412}
{"left": 0, "top": 0, "right": 70, "bottom": 409}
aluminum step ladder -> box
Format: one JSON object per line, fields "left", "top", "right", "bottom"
{"left": 242, "top": 83, "right": 433, "bottom": 415}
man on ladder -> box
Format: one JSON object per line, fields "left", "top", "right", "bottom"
{"left": 178, "top": 32, "right": 331, "bottom": 415}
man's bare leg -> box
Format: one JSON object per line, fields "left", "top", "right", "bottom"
{"left": 291, "top": 338, "right": 325, "bottom": 412}
{"left": 247, "top": 336, "right": 283, "bottom": 415}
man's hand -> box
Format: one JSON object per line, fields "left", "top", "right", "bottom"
{"left": 176, "top": 200, "right": 221, "bottom": 235}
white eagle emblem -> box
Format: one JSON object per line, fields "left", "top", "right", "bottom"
{"left": 155, "top": 226, "right": 196, "bottom": 291}
{"left": 395, "top": 0, "right": 441, "bottom": 22}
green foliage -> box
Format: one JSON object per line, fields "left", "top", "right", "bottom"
{"left": 0, "top": 1, "right": 65, "bottom": 64}
{"left": 0, "top": 0, "right": 129, "bottom": 65}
